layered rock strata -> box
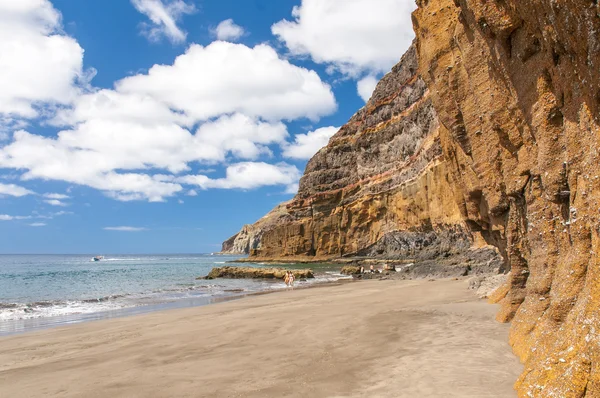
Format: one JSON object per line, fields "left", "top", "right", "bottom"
{"left": 226, "top": 45, "right": 498, "bottom": 275}
{"left": 225, "top": 1, "right": 600, "bottom": 393}
{"left": 221, "top": 202, "right": 292, "bottom": 254}
{"left": 413, "top": 0, "right": 600, "bottom": 396}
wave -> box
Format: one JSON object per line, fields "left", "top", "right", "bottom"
{"left": 99, "top": 258, "right": 153, "bottom": 262}
{"left": 0, "top": 283, "right": 238, "bottom": 321}
{"left": 0, "top": 299, "right": 131, "bottom": 321}
{"left": 0, "top": 272, "right": 351, "bottom": 322}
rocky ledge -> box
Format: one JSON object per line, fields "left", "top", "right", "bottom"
{"left": 199, "top": 266, "right": 314, "bottom": 280}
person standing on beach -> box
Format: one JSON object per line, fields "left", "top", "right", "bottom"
{"left": 289, "top": 272, "right": 295, "bottom": 287}
{"left": 284, "top": 271, "right": 290, "bottom": 286}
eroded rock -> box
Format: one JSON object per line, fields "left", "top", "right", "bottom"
{"left": 414, "top": 0, "right": 600, "bottom": 395}
{"left": 200, "top": 266, "right": 314, "bottom": 280}
{"left": 340, "top": 266, "right": 362, "bottom": 275}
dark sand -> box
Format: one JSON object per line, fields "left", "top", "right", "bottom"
{"left": 0, "top": 278, "right": 521, "bottom": 397}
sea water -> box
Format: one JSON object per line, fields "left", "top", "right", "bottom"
{"left": 0, "top": 254, "right": 348, "bottom": 335}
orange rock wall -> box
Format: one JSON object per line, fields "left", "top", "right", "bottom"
{"left": 257, "top": 158, "right": 466, "bottom": 259}
{"left": 252, "top": 46, "right": 473, "bottom": 261}
{"left": 413, "top": 0, "right": 600, "bottom": 395}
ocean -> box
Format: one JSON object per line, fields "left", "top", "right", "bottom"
{"left": 0, "top": 254, "right": 348, "bottom": 335}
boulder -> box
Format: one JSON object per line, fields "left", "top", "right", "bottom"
{"left": 199, "top": 266, "right": 314, "bottom": 280}
{"left": 340, "top": 265, "right": 362, "bottom": 275}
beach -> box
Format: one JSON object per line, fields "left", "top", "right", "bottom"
{"left": 0, "top": 278, "right": 521, "bottom": 397}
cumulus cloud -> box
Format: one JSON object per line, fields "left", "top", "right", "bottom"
{"left": 357, "top": 75, "right": 379, "bottom": 102}
{"left": 131, "top": 0, "right": 196, "bottom": 44}
{"left": 282, "top": 126, "right": 338, "bottom": 160}
{"left": 0, "top": 40, "right": 336, "bottom": 201}
{"left": 117, "top": 41, "right": 336, "bottom": 122}
{"left": 104, "top": 226, "right": 147, "bottom": 232}
{"left": 272, "top": 0, "right": 416, "bottom": 76}
{"left": 212, "top": 19, "right": 245, "bottom": 41}
{"left": 0, "top": 182, "right": 35, "bottom": 197}
{"left": 195, "top": 113, "right": 288, "bottom": 160}
{"left": 0, "top": 4, "right": 338, "bottom": 203}
{"left": 0, "top": 0, "right": 85, "bottom": 121}
{"left": 177, "top": 162, "right": 301, "bottom": 192}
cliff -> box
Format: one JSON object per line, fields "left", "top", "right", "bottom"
{"left": 226, "top": 45, "right": 501, "bottom": 274}
{"left": 225, "top": 1, "right": 600, "bottom": 395}
{"left": 221, "top": 202, "right": 291, "bottom": 254}
{"left": 413, "top": 0, "right": 600, "bottom": 396}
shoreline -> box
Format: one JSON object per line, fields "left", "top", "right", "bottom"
{"left": 0, "top": 276, "right": 354, "bottom": 337}
{"left": 0, "top": 278, "right": 521, "bottom": 397}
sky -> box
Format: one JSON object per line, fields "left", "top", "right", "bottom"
{"left": 0, "top": 0, "right": 416, "bottom": 254}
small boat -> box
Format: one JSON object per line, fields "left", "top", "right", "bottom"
{"left": 92, "top": 256, "right": 104, "bottom": 262}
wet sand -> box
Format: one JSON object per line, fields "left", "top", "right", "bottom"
{"left": 0, "top": 278, "right": 521, "bottom": 397}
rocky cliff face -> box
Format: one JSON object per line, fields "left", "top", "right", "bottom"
{"left": 225, "top": 1, "right": 600, "bottom": 394}
{"left": 413, "top": 0, "right": 600, "bottom": 396}
{"left": 227, "top": 45, "right": 498, "bottom": 271}
{"left": 221, "top": 202, "right": 291, "bottom": 254}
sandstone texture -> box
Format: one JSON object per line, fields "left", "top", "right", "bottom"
{"left": 413, "top": 0, "right": 600, "bottom": 395}
{"left": 226, "top": 45, "right": 498, "bottom": 276}
{"left": 200, "top": 266, "right": 314, "bottom": 280}
{"left": 224, "top": 1, "right": 600, "bottom": 394}
{"left": 221, "top": 202, "right": 292, "bottom": 254}
{"left": 340, "top": 265, "right": 362, "bottom": 275}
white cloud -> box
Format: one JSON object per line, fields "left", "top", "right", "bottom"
{"left": 0, "top": 182, "right": 35, "bottom": 197}
{"left": 1, "top": 211, "right": 71, "bottom": 221}
{"left": 272, "top": 0, "right": 416, "bottom": 76}
{"left": 0, "top": 0, "right": 85, "bottom": 120}
{"left": 44, "top": 199, "right": 68, "bottom": 207}
{"left": 131, "top": 0, "right": 196, "bottom": 44}
{"left": 212, "top": 19, "right": 245, "bottom": 41}
{"left": 0, "top": 113, "right": 287, "bottom": 201}
{"left": 357, "top": 75, "right": 379, "bottom": 102}
{"left": 178, "top": 199, "right": 184, "bottom": 204}
{"left": 178, "top": 162, "right": 301, "bottom": 192}
{"left": 117, "top": 41, "right": 336, "bottom": 122}
{"left": 186, "top": 189, "right": 197, "bottom": 196}
{"left": 104, "top": 226, "right": 147, "bottom": 232}
{"left": 284, "top": 183, "right": 299, "bottom": 195}
{"left": 43, "top": 193, "right": 69, "bottom": 200}
{"left": 0, "top": 214, "right": 32, "bottom": 221}
{"left": 282, "top": 126, "right": 338, "bottom": 160}
{"left": 0, "top": 40, "right": 337, "bottom": 202}
{"left": 50, "top": 211, "right": 72, "bottom": 217}
{"left": 29, "top": 222, "right": 46, "bottom": 227}
{"left": 195, "top": 113, "right": 288, "bottom": 160}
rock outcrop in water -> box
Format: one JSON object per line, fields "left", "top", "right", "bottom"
{"left": 225, "top": 1, "right": 600, "bottom": 394}
{"left": 200, "top": 266, "right": 314, "bottom": 280}
{"left": 413, "top": 0, "right": 600, "bottom": 396}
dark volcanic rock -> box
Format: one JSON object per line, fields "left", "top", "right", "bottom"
{"left": 200, "top": 266, "right": 314, "bottom": 280}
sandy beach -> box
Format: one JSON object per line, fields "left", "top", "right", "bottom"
{"left": 0, "top": 278, "right": 521, "bottom": 397}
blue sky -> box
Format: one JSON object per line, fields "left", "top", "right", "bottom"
{"left": 0, "top": 0, "right": 415, "bottom": 254}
